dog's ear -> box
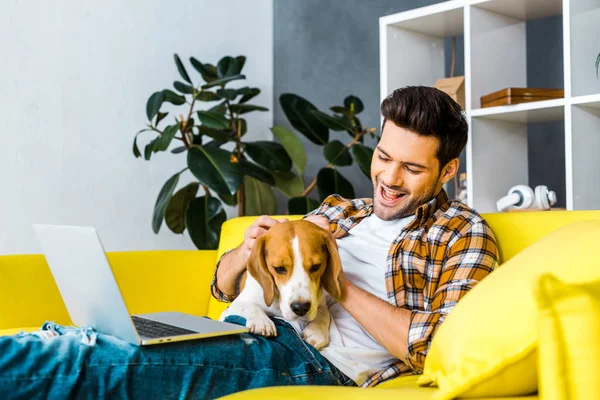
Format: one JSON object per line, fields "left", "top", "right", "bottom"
{"left": 320, "top": 232, "right": 343, "bottom": 301}
{"left": 246, "top": 235, "right": 275, "bottom": 306}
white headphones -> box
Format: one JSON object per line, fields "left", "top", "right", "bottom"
{"left": 496, "top": 185, "right": 558, "bottom": 212}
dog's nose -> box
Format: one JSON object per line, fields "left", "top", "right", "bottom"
{"left": 290, "top": 301, "right": 311, "bottom": 316}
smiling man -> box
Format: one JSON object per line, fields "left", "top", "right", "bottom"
{"left": 214, "top": 85, "right": 500, "bottom": 388}
{"left": 0, "top": 86, "right": 499, "bottom": 399}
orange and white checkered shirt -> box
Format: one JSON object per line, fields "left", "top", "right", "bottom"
{"left": 211, "top": 189, "right": 499, "bottom": 387}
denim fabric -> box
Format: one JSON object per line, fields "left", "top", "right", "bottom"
{"left": 0, "top": 316, "right": 355, "bottom": 400}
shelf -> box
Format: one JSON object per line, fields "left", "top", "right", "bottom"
{"left": 380, "top": 0, "right": 600, "bottom": 212}
{"left": 571, "top": 94, "right": 600, "bottom": 109}
{"left": 470, "top": 99, "right": 565, "bottom": 123}
{"left": 472, "top": 0, "right": 562, "bottom": 21}
{"left": 381, "top": 1, "right": 465, "bottom": 37}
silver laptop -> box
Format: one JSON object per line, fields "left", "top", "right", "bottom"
{"left": 32, "top": 224, "right": 248, "bottom": 346}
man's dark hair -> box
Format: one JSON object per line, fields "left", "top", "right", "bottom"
{"left": 380, "top": 85, "right": 468, "bottom": 170}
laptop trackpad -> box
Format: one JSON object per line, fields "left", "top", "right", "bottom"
{"left": 135, "top": 311, "right": 245, "bottom": 334}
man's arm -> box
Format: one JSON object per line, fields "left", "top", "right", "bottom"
{"left": 338, "top": 279, "right": 412, "bottom": 358}
{"left": 336, "top": 219, "right": 499, "bottom": 372}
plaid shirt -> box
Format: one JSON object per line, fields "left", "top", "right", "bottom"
{"left": 211, "top": 189, "right": 499, "bottom": 387}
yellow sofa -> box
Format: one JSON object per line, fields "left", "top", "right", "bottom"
{"left": 2, "top": 209, "right": 600, "bottom": 399}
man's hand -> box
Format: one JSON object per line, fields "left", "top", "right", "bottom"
{"left": 304, "top": 215, "right": 330, "bottom": 231}
{"left": 240, "top": 215, "right": 289, "bottom": 259}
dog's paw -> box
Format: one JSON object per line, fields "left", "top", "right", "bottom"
{"left": 246, "top": 314, "right": 277, "bottom": 337}
{"left": 302, "top": 323, "right": 329, "bottom": 350}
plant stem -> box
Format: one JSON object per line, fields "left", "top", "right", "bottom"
{"left": 300, "top": 128, "right": 372, "bottom": 197}
{"left": 201, "top": 184, "right": 211, "bottom": 198}
{"left": 234, "top": 118, "right": 245, "bottom": 216}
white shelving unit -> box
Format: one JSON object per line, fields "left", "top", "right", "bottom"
{"left": 380, "top": 0, "right": 600, "bottom": 213}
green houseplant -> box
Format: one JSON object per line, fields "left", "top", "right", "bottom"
{"left": 276, "top": 93, "right": 378, "bottom": 215}
{"left": 134, "top": 54, "right": 376, "bottom": 250}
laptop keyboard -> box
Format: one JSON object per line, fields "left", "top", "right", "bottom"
{"left": 131, "top": 316, "right": 197, "bottom": 339}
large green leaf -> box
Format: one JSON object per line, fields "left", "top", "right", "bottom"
{"left": 195, "top": 91, "right": 221, "bottom": 102}
{"left": 154, "top": 123, "right": 180, "bottom": 152}
{"left": 209, "top": 101, "right": 228, "bottom": 114}
{"left": 165, "top": 182, "right": 200, "bottom": 234}
{"left": 273, "top": 171, "right": 304, "bottom": 197}
{"left": 351, "top": 143, "right": 374, "bottom": 178}
{"left": 346, "top": 116, "right": 363, "bottom": 141}
{"left": 271, "top": 126, "right": 307, "bottom": 176}
{"left": 155, "top": 112, "right": 168, "bottom": 126}
{"left": 234, "top": 56, "right": 246, "bottom": 74}
{"left": 174, "top": 54, "right": 192, "bottom": 84}
{"left": 197, "top": 110, "right": 230, "bottom": 130}
{"left": 216, "top": 89, "right": 239, "bottom": 101}
{"left": 144, "top": 143, "right": 153, "bottom": 160}
{"left": 185, "top": 196, "right": 227, "bottom": 250}
{"left": 239, "top": 87, "right": 260, "bottom": 103}
{"left": 201, "top": 75, "right": 246, "bottom": 89}
{"left": 344, "top": 95, "right": 364, "bottom": 114}
{"left": 312, "top": 110, "right": 353, "bottom": 132}
{"left": 279, "top": 94, "right": 329, "bottom": 145}
{"left": 152, "top": 172, "right": 180, "bottom": 233}
{"left": 324, "top": 140, "right": 352, "bottom": 166}
{"left": 204, "top": 139, "right": 227, "bottom": 150}
{"left": 133, "top": 129, "right": 152, "bottom": 158}
{"left": 187, "top": 146, "right": 243, "bottom": 195}
{"left": 218, "top": 191, "right": 238, "bottom": 206}
{"left": 173, "top": 81, "right": 193, "bottom": 94}
{"left": 230, "top": 104, "right": 268, "bottom": 114}
{"left": 243, "top": 141, "right": 292, "bottom": 172}
{"left": 316, "top": 168, "right": 355, "bottom": 201}
{"left": 239, "top": 160, "right": 275, "bottom": 186}
{"left": 162, "top": 89, "right": 186, "bottom": 105}
{"left": 217, "top": 56, "right": 244, "bottom": 78}
{"left": 146, "top": 91, "right": 164, "bottom": 121}
{"left": 330, "top": 106, "right": 353, "bottom": 118}
{"left": 171, "top": 146, "right": 187, "bottom": 154}
{"left": 288, "top": 196, "right": 320, "bottom": 215}
{"left": 244, "top": 176, "right": 277, "bottom": 216}
{"left": 190, "top": 57, "right": 219, "bottom": 83}
{"left": 197, "top": 125, "right": 235, "bottom": 142}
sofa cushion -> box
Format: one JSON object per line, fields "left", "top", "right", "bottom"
{"left": 535, "top": 273, "right": 600, "bottom": 400}
{"left": 418, "top": 219, "right": 600, "bottom": 400}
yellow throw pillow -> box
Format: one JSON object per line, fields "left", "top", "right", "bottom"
{"left": 417, "top": 219, "right": 600, "bottom": 400}
{"left": 534, "top": 273, "right": 600, "bottom": 400}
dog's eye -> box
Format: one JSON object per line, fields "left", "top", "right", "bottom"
{"left": 309, "top": 264, "right": 321, "bottom": 273}
{"left": 273, "top": 266, "right": 287, "bottom": 275}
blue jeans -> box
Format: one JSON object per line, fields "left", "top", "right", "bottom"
{"left": 0, "top": 316, "right": 355, "bottom": 399}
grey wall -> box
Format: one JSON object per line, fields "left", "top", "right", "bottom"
{"left": 273, "top": 0, "right": 442, "bottom": 210}
{"left": 274, "top": 1, "right": 565, "bottom": 210}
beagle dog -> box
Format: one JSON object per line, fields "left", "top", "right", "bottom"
{"left": 220, "top": 220, "right": 343, "bottom": 350}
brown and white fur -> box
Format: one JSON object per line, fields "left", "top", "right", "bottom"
{"left": 220, "top": 220, "right": 343, "bottom": 350}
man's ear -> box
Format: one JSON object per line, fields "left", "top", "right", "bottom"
{"left": 320, "top": 232, "right": 343, "bottom": 301}
{"left": 440, "top": 158, "right": 459, "bottom": 185}
{"left": 246, "top": 236, "right": 275, "bottom": 306}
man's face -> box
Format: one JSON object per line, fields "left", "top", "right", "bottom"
{"left": 370, "top": 121, "right": 457, "bottom": 220}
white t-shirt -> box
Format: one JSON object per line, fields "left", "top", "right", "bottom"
{"left": 319, "top": 213, "right": 415, "bottom": 386}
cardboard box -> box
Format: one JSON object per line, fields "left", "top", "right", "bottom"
{"left": 434, "top": 76, "right": 465, "bottom": 110}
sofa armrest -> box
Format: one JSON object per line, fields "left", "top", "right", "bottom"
{"left": 0, "top": 250, "right": 217, "bottom": 330}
